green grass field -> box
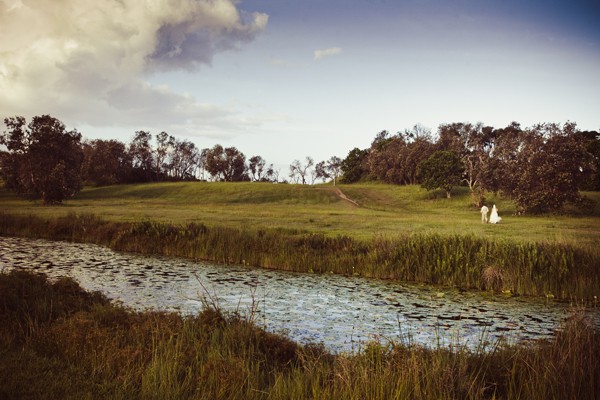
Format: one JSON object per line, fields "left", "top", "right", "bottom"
{"left": 1, "top": 181, "right": 599, "bottom": 247}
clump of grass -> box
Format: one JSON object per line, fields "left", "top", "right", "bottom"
{"left": 482, "top": 265, "right": 505, "bottom": 292}
{"left": 1, "top": 270, "right": 599, "bottom": 399}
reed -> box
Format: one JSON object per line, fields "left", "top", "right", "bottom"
{"left": 1, "top": 211, "right": 598, "bottom": 300}
{"left": 1, "top": 271, "right": 598, "bottom": 399}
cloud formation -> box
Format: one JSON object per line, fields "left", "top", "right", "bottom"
{"left": 0, "top": 0, "right": 268, "bottom": 133}
{"left": 314, "top": 47, "right": 343, "bottom": 60}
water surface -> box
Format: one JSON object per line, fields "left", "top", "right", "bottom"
{"left": 1, "top": 236, "right": 592, "bottom": 353}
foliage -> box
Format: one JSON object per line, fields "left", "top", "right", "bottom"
{"left": 154, "top": 131, "right": 175, "bottom": 179}
{"left": 0, "top": 115, "right": 83, "bottom": 204}
{"left": 436, "top": 122, "right": 495, "bottom": 206}
{"left": 128, "top": 130, "right": 156, "bottom": 182}
{"left": 169, "top": 139, "right": 200, "bottom": 180}
{"left": 203, "top": 144, "right": 249, "bottom": 182}
{"left": 82, "top": 139, "right": 132, "bottom": 186}
{"left": 340, "top": 147, "right": 370, "bottom": 183}
{"left": 417, "top": 150, "right": 464, "bottom": 198}
{"left": 248, "top": 155, "right": 275, "bottom": 182}
{"left": 340, "top": 122, "right": 598, "bottom": 213}
{"left": 579, "top": 130, "right": 600, "bottom": 191}
{"left": 315, "top": 156, "right": 342, "bottom": 185}
{"left": 486, "top": 122, "right": 595, "bottom": 214}
{"left": 346, "top": 128, "right": 439, "bottom": 186}
{"left": 289, "top": 156, "right": 314, "bottom": 184}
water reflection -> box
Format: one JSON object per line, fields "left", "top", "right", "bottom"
{"left": 0, "top": 236, "right": 593, "bottom": 353}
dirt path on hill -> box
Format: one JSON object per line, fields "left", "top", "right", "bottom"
{"left": 333, "top": 187, "right": 359, "bottom": 207}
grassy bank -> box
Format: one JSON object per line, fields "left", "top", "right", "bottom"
{"left": 0, "top": 182, "right": 599, "bottom": 299}
{"left": 1, "top": 270, "right": 598, "bottom": 399}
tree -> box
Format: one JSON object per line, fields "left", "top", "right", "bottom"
{"left": 315, "top": 161, "right": 326, "bottom": 182}
{"left": 578, "top": 130, "right": 600, "bottom": 191}
{"left": 401, "top": 138, "right": 437, "bottom": 185}
{"left": 316, "top": 156, "right": 343, "bottom": 186}
{"left": 0, "top": 115, "right": 83, "bottom": 204}
{"left": 169, "top": 139, "right": 199, "bottom": 180}
{"left": 81, "top": 139, "right": 131, "bottom": 186}
{"left": 198, "top": 148, "right": 210, "bottom": 181}
{"left": 417, "top": 150, "right": 463, "bottom": 198}
{"left": 155, "top": 131, "right": 175, "bottom": 180}
{"left": 340, "top": 147, "right": 369, "bottom": 183}
{"left": 479, "top": 122, "right": 524, "bottom": 196}
{"left": 204, "top": 144, "right": 248, "bottom": 181}
{"left": 129, "top": 131, "right": 155, "bottom": 182}
{"left": 248, "top": 155, "right": 274, "bottom": 182}
{"left": 509, "top": 123, "right": 594, "bottom": 213}
{"left": 366, "top": 130, "right": 436, "bottom": 185}
{"left": 436, "top": 122, "right": 494, "bottom": 206}
{"left": 367, "top": 133, "right": 408, "bottom": 184}
{"left": 402, "top": 123, "right": 432, "bottom": 143}
{"left": 248, "top": 155, "right": 266, "bottom": 181}
{"left": 289, "top": 157, "right": 314, "bottom": 185}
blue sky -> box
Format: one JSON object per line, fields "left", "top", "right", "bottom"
{"left": 1, "top": 0, "right": 599, "bottom": 171}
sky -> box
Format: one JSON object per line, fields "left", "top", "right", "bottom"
{"left": 1, "top": 0, "right": 599, "bottom": 171}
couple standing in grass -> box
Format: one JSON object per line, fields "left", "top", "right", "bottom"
{"left": 481, "top": 204, "right": 502, "bottom": 224}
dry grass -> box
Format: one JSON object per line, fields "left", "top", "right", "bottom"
{"left": 1, "top": 270, "right": 598, "bottom": 400}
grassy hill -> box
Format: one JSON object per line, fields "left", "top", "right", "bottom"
{"left": 1, "top": 181, "right": 599, "bottom": 247}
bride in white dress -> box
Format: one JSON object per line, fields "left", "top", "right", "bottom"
{"left": 489, "top": 204, "right": 502, "bottom": 224}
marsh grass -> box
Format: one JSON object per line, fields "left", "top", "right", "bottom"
{"left": 1, "top": 270, "right": 598, "bottom": 399}
{"left": 1, "top": 210, "right": 598, "bottom": 299}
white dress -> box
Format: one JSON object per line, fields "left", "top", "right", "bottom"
{"left": 489, "top": 205, "right": 502, "bottom": 224}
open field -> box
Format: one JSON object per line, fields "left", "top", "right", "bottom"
{"left": 1, "top": 181, "right": 599, "bottom": 246}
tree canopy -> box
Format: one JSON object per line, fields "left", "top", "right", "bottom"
{"left": 204, "top": 144, "right": 249, "bottom": 182}
{"left": 417, "top": 150, "right": 464, "bottom": 198}
{"left": 338, "top": 122, "right": 599, "bottom": 213}
{"left": 1, "top": 115, "right": 83, "bottom": 204}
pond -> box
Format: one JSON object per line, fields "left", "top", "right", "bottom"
{"left": 1, "top": 236, "right": 595, "bottom": 353}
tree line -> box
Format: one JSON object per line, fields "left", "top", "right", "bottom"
{"left": 0, "top": 115, "right": 282, "bottom": 204}
{"left": 336, "top": 122, "right": 599, "bottom": 213}
{"left": 85, "top": 130, "right": 280, "bottom": 185}
{"left": 1, "top": 115, "right": 599, "bottom": 213}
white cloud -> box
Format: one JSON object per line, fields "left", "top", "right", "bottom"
{"left": 0, "top": 0, "right": 268, "bottom": 134}
{"left": 313, "top": 47, "right": 343, "bottom": 60}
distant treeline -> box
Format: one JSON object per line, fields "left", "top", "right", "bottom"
{"left": 336, "top": 122, "right": 599, "bottom": 213}
{"left": 0, "top": 115, "right": 598, "bottom": 212}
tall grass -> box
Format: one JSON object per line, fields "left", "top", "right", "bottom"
{"left": 1, "top": 212, "right": 598, "bottom": 299}
{"left": 1, "top": 270, "right": 598, "bottom": 399}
